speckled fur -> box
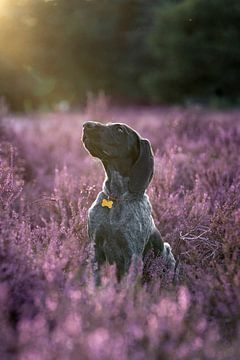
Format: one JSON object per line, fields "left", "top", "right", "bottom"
{"left": 83, "top": 121, "right": 176, "bottom": 283}
{"left": 89, "top": 178, "right": 154, "bottom": 255}
{"left": 88, "top": 170, "right": 175, "bottom": 283}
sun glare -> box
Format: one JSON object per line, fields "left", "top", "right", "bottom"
{"left": 0, "top": 0, "right": 10, "bottom": 17}
{"left": 0, "top": 0, "right": 32, "bottom": 18}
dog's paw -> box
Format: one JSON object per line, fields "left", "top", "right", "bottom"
{"left": 162, "top": 242, "right": 176, "bottom": 270}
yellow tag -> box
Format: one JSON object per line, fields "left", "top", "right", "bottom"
{"left": 101, "top": 199, "right": 113, "bottom": 209}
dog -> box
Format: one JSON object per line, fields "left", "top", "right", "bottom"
{"left": 82, "top": 121, "right": 176, "bottom": 284}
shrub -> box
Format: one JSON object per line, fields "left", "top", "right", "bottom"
{"left": 0, "top": 107, "right": 239, "bottom": 359}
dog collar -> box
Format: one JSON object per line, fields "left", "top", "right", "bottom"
{"left": 101, "top": 192, "right": 118, "bottom": 208}
{"left": 101, "top": 198, "right": 113, "bottom": 209}
{"left": 101, "top": 190, "right": 143, "bottom": 208}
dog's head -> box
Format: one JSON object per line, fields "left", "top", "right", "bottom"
{"left": 82, "top": 121, "right": 154, "bottom": 193}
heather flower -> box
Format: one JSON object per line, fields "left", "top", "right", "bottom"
{"left": 0, "top": 107, "right": 239, "bottom": 359}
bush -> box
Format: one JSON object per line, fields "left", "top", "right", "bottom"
{"left": 0, "top": 107, "right": 239, "bottom": 358}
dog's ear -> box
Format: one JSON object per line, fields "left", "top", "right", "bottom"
{"left": 128, "top": 139, "right": 154, "bottom": 194}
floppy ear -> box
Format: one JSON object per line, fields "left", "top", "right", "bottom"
{"left": 128, "top": 139, "right": 154, "bottom": 194}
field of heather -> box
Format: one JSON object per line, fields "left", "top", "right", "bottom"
{"left": 0, "top": 105, "right": 239, "bottom": 360}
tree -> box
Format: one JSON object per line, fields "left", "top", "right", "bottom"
{"left": 143, "top": 0, "right": 240, "bottom": 103}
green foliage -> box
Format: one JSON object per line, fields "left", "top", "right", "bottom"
{"left": 144, "top": 0, "right": 240, "bottom": 103}
{"left": 0, "top": 0, "right": 240, "bottom": 109}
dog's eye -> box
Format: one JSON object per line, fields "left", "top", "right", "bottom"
{"left": 117, "top": 127, "right": 124, "bottom": 134}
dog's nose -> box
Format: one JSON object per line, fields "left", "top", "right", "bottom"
{"left": 83, "top": 121, "right": 100, "bottom": 129}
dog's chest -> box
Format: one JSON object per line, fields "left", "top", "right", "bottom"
{"left": 88, "top": 192, "right": 154, "bottom": 241}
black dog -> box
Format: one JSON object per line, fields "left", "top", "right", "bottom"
{"left": 82, "top": 121, "right": 175, "bottom": 283}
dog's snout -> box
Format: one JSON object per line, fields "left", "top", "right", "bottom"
{"left": 83, "top": 121, "right": 102, "bottom": 130}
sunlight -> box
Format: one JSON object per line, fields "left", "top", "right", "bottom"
{"left": 0, "top": 0, "right": 11, "bottom": 17}
{"left": 0, "top": 0, "right": 32, "bottom": 18}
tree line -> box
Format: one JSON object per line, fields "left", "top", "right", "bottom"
{"left": 0, "top": 0, "right": 239, "bottom": 110}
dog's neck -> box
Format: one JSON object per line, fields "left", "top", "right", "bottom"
{"left": 103, "top": 169, "right": 129, "bottom": 199}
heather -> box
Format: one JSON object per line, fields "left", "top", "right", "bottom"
{"left": 0, "top": 105, "right": 239, "bottom": 359}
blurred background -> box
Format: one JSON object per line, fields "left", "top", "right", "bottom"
{"left": 0, "top": 0, "right": 240, "bottom": 111}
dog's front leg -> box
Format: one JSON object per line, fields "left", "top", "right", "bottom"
{"left": 92, "top": 243, "right": 106, "bottom": 286}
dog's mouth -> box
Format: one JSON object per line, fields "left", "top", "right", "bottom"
{"left": 102, "top": 149, "right": 111, "bottom": 157}
{"left": 82, "top": 122, "right": 115, "bottom": 160}
{"left": 82, "top": 129, "right": 96, "bottom": 146}
{"left": 82, "top": 132, "right": 106, "bottom": 159}
{"left": 82, "top": 125, "right": 100, "bottom": 141}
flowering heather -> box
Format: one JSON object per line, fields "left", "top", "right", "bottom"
{"left": 0, "top": 104, "right": 239, "bottom": 359}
